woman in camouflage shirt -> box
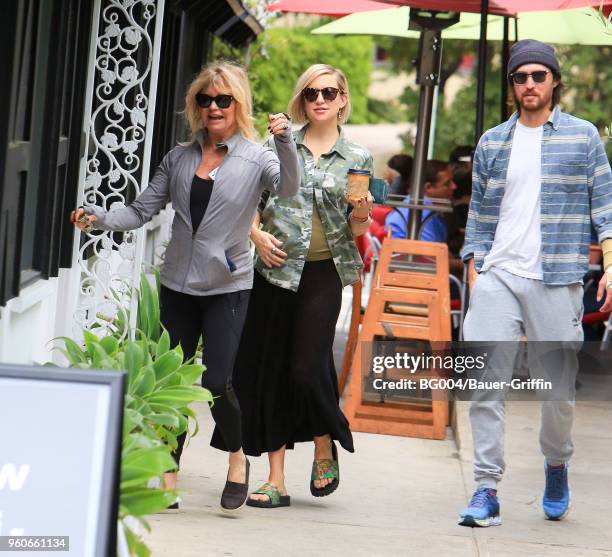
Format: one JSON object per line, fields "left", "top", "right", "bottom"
{"left": 211, "top": 64, "right": 373, "bottom": 507}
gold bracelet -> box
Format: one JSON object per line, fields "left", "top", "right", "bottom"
{"left": 350, "top": 213, "right": 370, "bottom": 223}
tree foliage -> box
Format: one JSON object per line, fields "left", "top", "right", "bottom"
{"left": 399, "top": 39, "right": 611, "bottom": 161}
{"left": 249, "top": 28, "right": 373, "bottom": 131}
{"left": 214, "top": 27, "right": 373, "bottom": 134}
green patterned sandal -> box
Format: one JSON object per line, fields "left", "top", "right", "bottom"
{"left": 310, "top": 441, "right": 339, "bottom": 497}
{"left": 246, "top": 482, "right": 291, "bottom": 508}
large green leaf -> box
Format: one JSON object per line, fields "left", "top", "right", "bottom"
{"left": 122, "top": 432, "right": 159, "bottom": 455}
{"left": 120, "top": 488, "right": 176, "bottom": 516}
{"left": 176, "top": 413, "right": 189, "bottom": 436}
{"left": 148, "top": 412, "right": 180, "bottom": 429}
{"left": 91, "top": 341, "right": 113, "bottom": 369}
{"left": 82, "top": 329, "right": 101, "bottom": 360}
{"left": 180, "top": 407, "right": 199, "bottom": 437}
{"left": 148, "top": 402, "right": 181, "bottom": 419}
{"left": 123, "top": 408, "right": 143, "bottom": 437}
{"left": 143, "top": 386, "right": 213, "bottom": 407}
{"left": 133, "top": 365, "right": 156, "bottom": 398}
{"left": 155, "top": 328, "right": 170, "bottom": 360}
{"left": 177, "top": 363, "right": 205, "bottom": 386}
{"left": 99, "top": 335, "right": 119, "bottom": 355}
{"left": 123, "top": 524, "right": 151, "bottom": 557}
{"left": 121, "top": 446, "right": 176, "bottom": 480}
{"left": 152, "top": 350, "right": 182, "bottom": 382}
{"left": 124, "top": 342, "right": 145, "bottom": 387}
{"left": 155, "top": 372, "right": 182, "bottom": 390}
{"left": 147, "top": 403, "right": 183, "bottom": 434}
{"left": 54, "top": 337, "right": 87, "bottom": 364}
{"left": 139, "top": 273, "right": 160, "bottom": 341}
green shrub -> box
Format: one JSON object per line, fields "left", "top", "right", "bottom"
{"left": 250, "top": 28, "right": 372, "bottom": 130}
{"left": 54, "top": 272, "right": 211, "bottom": 557}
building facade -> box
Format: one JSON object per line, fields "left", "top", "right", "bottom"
{"left": 0, "top": 0, "right": 262, "bottom": 363}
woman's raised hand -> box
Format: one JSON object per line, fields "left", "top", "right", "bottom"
{"left": 268, "top": 113, "right": 291, "bottom": 136}
{"left": 251, "top": 228, "right": 287, "bottom": 268}
{"left": 346, "top": 191, "right": 374, "bottom": 213}
{"left": 70, "top": 207, "right": 96, "bottom": 231}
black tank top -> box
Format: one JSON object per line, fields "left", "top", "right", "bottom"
{"left": 190, "top": 175, "right": 214, "bottom": 232}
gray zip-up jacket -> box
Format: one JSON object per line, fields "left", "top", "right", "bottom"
{"left": 85, "top": 128, "right": 300, "bottom": 296}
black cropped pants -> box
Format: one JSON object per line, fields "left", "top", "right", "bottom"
{"left": 160, "top": 285, "right": 250, "bottom": 464}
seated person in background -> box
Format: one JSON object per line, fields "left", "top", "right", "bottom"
{"left": 385, "top": 159, "right": 463, "bottom": 275}
{"left": 444, "top": 147, "right": 473, "bottom": 259}
{"left": 449, "top": 144, "right": 473, "bottom": 224}
{"left": 583, "top": 230, "right": 608, "bottom": 341}
{"left": 385, "top": 159, "right": 454, "bottom": 241}
{"left": 369, "top": 154, "right": 414, "bottom": 242}
{"left": 449, "top": 145, "right": 473, "bottom": 171}
{"left": 384, "top": 153, "right": 414, "bottom": 196}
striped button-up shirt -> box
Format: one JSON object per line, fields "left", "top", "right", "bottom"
{"left": 461, "top": 107, "right": 612, "bottom": 285}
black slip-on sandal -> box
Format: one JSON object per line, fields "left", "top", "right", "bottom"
{"left": 220, "top": 458, "right": 250, "bottom": 512}
{"left": 310, "top": 441, "right": 339, "bottom": 497}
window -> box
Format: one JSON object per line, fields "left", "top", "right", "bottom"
{"left": 0, "top": 0, "right": 94, "bottom": 305}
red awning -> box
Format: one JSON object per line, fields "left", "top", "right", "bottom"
{"left": 268, "top": 0, "right": 612, "bottom": 16}
{"left": 378, "top": 0, "right": 612, "bottom": 16}
{"left": 267, "top": 0, "right": 391, "bottom": 16}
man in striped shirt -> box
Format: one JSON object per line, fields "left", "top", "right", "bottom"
{"left": 458, "top": 39, "right": 612, "bottom": 528}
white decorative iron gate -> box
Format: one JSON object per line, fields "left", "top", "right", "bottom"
{"left": 73, "top": 0, "right": 166, "bottom": 340}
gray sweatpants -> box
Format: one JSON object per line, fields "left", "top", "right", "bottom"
{"left": 463, "top": 267, "right": 583, "bottom": 488}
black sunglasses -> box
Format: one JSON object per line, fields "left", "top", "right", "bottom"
{"left": 301, "top": 87, "right": 342, "bottom": 103}
{"left": 510, "top": 70, "right": 550, "bottom": 85}
{"left": 195, "top": 93, "right": 234, "bottom": 109}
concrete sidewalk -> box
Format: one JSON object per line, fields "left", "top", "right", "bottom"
{"left": 146, "top": 399, "right": 612, "bottom": 557}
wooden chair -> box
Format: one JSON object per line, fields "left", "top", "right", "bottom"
{"left": 342, "top": 239, "right": 452, "bottom": 440}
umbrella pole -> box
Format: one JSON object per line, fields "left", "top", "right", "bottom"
{"left": 427, "top": 84, "right": 439, "bottom": 159}
{"left": 406, "top": 10, "right": 459, "bottom": 240}
{"left": 474, "top": 0, "right": 489, "bottom": 144}
{"left": 409, "top": 67, "right": 437, "bottom": 239}
{"left": 501, "top": 16, "right": 510, "bottom": 123}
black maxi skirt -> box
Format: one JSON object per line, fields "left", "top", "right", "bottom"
{"left": 210, "top": 258, "right": 354, "bottom": 456}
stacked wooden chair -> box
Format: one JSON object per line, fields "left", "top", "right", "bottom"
{"left": 342, "top": 238, "right": 452, "bottom": 440}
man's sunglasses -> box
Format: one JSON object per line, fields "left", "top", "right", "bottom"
{"left": 509, "top": 70, "right": 550, "bottom": 85}
{"left": 301, "top": 87, "right": 342, "bottom": 102}
{"left": 195, "top": 93, "right": 234, "bottom": 109}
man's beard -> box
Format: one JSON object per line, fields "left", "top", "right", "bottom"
{"left": 513, "top": 91, "right": 552, "bottom": 113}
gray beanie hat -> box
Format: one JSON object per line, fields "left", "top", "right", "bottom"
{"left": 507, "top": 39, "right": 560, "bottom": 79}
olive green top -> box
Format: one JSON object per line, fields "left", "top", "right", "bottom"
{"left": 306, "top": 194, "right": 332, "bottom": 261}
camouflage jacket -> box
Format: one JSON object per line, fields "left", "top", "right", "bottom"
{"left": 255, "top": 125, "right": 373, "bottom": 291}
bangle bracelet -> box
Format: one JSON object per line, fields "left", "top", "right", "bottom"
{"left": 350, "top": 213, "right": 370, "bottom": 223}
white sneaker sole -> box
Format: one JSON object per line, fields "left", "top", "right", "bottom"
{"left": 458, "top": 514, "right": 502, "bottom": 527}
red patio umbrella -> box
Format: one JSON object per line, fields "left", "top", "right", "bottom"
{"left": 266, "top": 0, "right": 391, "bottom": 17}
{"left": 379, "top": 0, "right": 611, "bottom": 14}
{"left": 269, "top": 0, "right": 612, "bottom": 16}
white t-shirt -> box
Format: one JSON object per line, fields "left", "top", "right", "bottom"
{"left": 481, "top": 121, "right": 544, "bottom": 280}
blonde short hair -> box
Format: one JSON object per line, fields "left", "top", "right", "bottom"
{"left": 287, "top": 64, "right": 351, "bottom": 125}
{"left": 183, "top": 61, "right": 254, "bottom": 140}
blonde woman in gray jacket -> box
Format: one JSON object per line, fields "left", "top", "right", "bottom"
{"left": 71, "top": 61, "right": 300, "bottom": 512}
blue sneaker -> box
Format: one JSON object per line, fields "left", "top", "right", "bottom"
{"left": 459, "top": 486, "right": 501, "bottom": 527}
{"left": 543, "top": 462, "right": 570, "bottom": 520}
